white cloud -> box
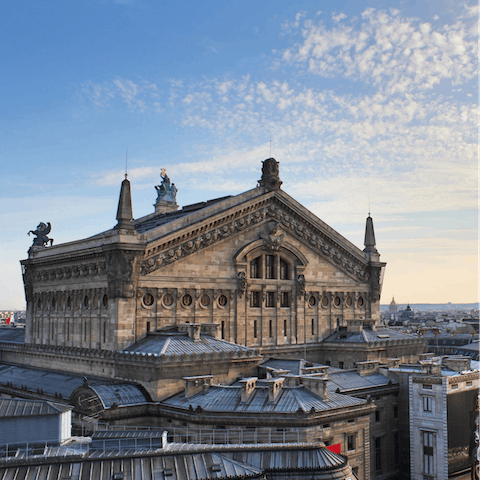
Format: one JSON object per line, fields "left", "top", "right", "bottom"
{"left": 280, "top": 8, "right": 477, "bottom": 95}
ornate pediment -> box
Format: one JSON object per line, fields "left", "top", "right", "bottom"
{"left": 140, "top": 195, "right": 369, "bottom": 282}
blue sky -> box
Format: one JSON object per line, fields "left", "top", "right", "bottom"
{"left": 1, "top": 0, "right": 477, "bottom": 309}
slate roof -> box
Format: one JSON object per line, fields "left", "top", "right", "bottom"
{"left": 0, "top": 326, "right": 25, "bottom": 344}
{"left": 163, "top": 381, "right": 366, "bottom": 413}
{"left": 0, "top": 397, "right": 72, "bottom": 417}
{"left": 327, "top": 371, "right": 395, "bottom": 393}
{"left": 90, "top": 384, "right": 149, "bottom": 408}
{"left": 124, "top": 332, "right": 251, "bottom": 356}
{"left": 324, "top": 326, "right": 416, "bottom": 344}
{"left": 0, "top": 364, "right": 147, "bottom": 405}
{"left": 133, "top": 196, "right": 232, "bottom": 234}
{"left": 0, "top": 443, "right": 350, "bottom": 480}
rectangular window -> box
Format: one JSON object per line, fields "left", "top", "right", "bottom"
{"left": 283, "top": 319, "right": 287, "bottom": 336}
{"left": 280, "top": 259, "right": 289, "bottom": 279}
{"left": 423, "top": 396, "right": 432, "bottom": 412}
{"left": 280, "top": 292, "right": 289, "bottom": 307}
{"left": 250, "top": 291, "right": 261, "bottom": 308}
{"left": 265, "top": 255, "right": 275, "bottom": 279}
{"left": 250, "top": 257, "right": 261, "bottom": 278}
{"left": 394, "top": 405, "right": 398, "bottom": 418}
{"left": 311, "top": 318, "right": 315, "bottom": 335}
{"left": 103, "top": 322, "right": 106, "bottom": 344}
{"left": 253, "top": 320, "right": 257, "bottom": 338}
{"left": 84, "top": 322, "right": 87, "bottom": 341}
{"left": 347, "top": 435, "right": 355, "bottom": 451}
{"left": 266, "top": 291, "right": 275, "bottom": 308}
{"left": 423, "top": 431, "right": 434, "bottom": 475}
{"left": 221, "top": 321, "right": 225, "bottom": 339}
{"left": 339, "top": 361, "right": 344, "bottom": 369}
{"left": 375, "top": 410, "right": 381, "bottom": 423}
{"left": 66, "top": 321, "right": 69, "bottom": 341}
{"left": 451, "top": 384, "right": 458, "bottom": 390}
{"left": 467, "top": 381, "right": 473, "bottom": 387}
{"left": 269, "top": 320, "right": 273, "bottom": 338}
{"left": 423, "top": 384, "right": 433, "bottom": 390}
{"left": 326, "top": 361, "right": 331, "bottom": 366}
{"left": 375, "top": 437, "right": 382, "bottom": 472}
{"left": 146, "top": 321, "right": 151, "bottom": 333}
{"left": 394, "top": 432, "right": 400, "bottom": 467}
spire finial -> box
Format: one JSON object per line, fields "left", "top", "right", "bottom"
{"left": 125, "top": 148, "right": 128, "bottom": 178}
{"left": 364, "top": 214, "right": 378, "bottom": 254}
{"left": 115, "top": 173, "right": 135, "bottom": 232}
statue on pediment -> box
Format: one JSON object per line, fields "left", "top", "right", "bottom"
{"left": 155, "top": 168, "right": 178, "bottom": 203}
{"left": 259, "top": 157, "right": 282, "bottom": 191}
{"left": 28, "top": 222, "right": 54, "bottom": 247}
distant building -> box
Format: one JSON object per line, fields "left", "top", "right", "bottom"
{"left": 386, "top": 355, "right": 479, "bottom": 479}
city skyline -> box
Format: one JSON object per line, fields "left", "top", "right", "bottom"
{"left": 1, "top": 0, "right": 477, "bottom": 309}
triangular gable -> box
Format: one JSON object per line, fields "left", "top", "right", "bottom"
{"left": 140, "top": 189, "right": 369, "bottom": 282}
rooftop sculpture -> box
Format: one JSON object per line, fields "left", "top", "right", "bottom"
{"left": 28, "top": 222, "right": 53, "bottom": 247}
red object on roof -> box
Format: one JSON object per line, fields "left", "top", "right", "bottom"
{"left": 326, "top": 443, "right": 342, "bottom": 454}
{"left": 5, "top": 317, "right": 10, "bottom": 325}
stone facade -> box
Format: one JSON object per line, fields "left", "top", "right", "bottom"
{"left": 21, "top": 159, "right": 386, "bottom": 357}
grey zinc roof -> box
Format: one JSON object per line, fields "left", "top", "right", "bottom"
{"left": 324, "top": 326, "right": 416, "bottom": 343}
{"left": 0, "top": 397, "right": 72, "bottom": 417}
{"left": 0, "top": 326, "right": 25, "bottom": 344}
{"left": 133, "top": 196, "right": 232, "bottom": 234}
{"left": 163, "top": 382, "right": 366, "bottom": 413}
{"left": 327, "top": 371, "right": 395, "bottom": 393}
{"left": 90, "top": 384, "right": 149, "bottom": 408}
{"left": 124, "top": 332, "right": 250, "bottom": 356}
{"left": 0, "top": 364, "right": 147, "bottom": 404}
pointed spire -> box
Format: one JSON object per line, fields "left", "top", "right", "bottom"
{"left": 115, "top": 174, "right": 135, "bottom": 231}
{"left": 363, "top": 214, "right": 378, "bottom": 254}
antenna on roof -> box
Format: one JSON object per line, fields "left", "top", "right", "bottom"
{"left": 125, "top": 148, "right": 128, "bottom": 178}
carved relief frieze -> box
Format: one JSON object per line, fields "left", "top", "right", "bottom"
{"left": 32, "top": 260, "right": 107, "bottom": 284}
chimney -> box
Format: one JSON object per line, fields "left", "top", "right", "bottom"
{"left": 386, "top": 358, "right": 401, "bottom": 368}
{"left": 201, "top": 323, "right": 220, "bottom": 338}
{"left": 347, "top": 319, "right": 363, "bottom": 333}
{"left": 443, "top": 356, "right": 471, "bottom": 372}
{"left": 419, "top": 359, "right": 442, "bottom": 375}
{"left": 356, "top": 360, "right": 381, "bottom": 376}
{"left": 184, "top": 375, "right": 213, "bottom": 398}
{"left": 115, "top": 175, "right": 135, "bottom": 232}
{"left": 187, "top": 324, "right": 201, "bottom": 341}
{"left": 302, "top": 377, "right": 328, "bottom": 399}
{"left": 265, "top": 378, "right": 284, "bottom": 402}
{"left": 239, "top": 377, "right": 257, "bottom": 403}
{"left": 301, "top": 365, "right": 329, "bottom": 376}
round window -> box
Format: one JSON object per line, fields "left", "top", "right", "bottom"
{"left": 321, "top": 295, "right": 329, "bottom": 307}
{"left": 143, "top": 293, "right": 155, "bottom": 307}
{"left": 67, "top": 297, "right": 72, "bottom": 309}
{"left": 218, "top": 294, "right": 228, "bottom": 307}
{"left": 84, "top": 296, "right": 89, "bottom": 308}
{"left": 38, "top": 298, "right": 42, "bottom": 309}
{"left": 334, "top": 296, "right": 341, "bottom": 307}
{"left": 200, "top": 294, "right": 210, "bottom": 307}
{"left": 182, "top": 294, "right": 193, "bottom": 307}
{"left": 308, "top": 295, "right": 316, "bottom": 307}
{"left": 51, "top": 298, "right": 56, "bottom": 309}
{"left": 163, "top": 293, "right": 174, "bottom": 307}
{"left": 102, "top": 294, "right": 108, "bottom": 308}
{"left": 357, "top": 296, "right": 364, "bottom": 307}
{"left": 345, "top": 296, "right": 353, "bottom": 307}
